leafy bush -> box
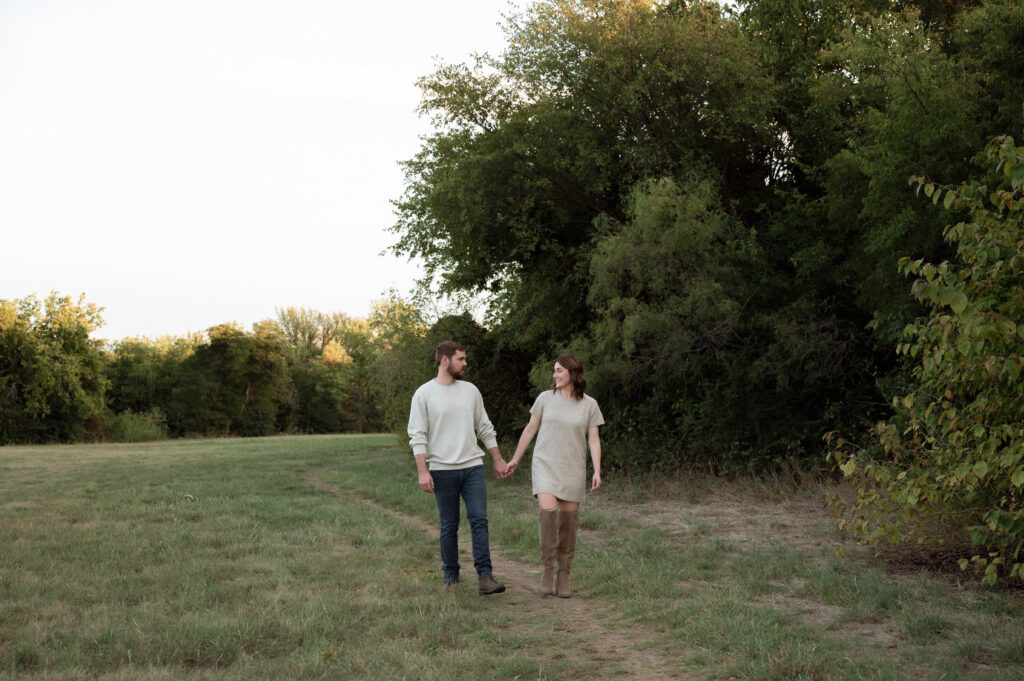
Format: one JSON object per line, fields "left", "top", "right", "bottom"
{"left": 831, "top": 136, "right": 1024, "bottom": 583}
{"left": 105, "top": 408, "right": 168, "bottom": 443}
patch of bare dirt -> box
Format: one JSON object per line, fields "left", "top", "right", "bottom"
{"left": 305, "top": 469, "right": 695, "bottom": 680}
{"left": 590, "top": 483, "right": 834, "bottom": 553}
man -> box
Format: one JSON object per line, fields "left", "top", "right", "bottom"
{"left": 408, "top": 340, "right": 509, "bottom": 594}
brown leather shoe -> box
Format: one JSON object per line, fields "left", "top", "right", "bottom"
{"left": 478, "top": 575, "right": 506, "bottom": 595}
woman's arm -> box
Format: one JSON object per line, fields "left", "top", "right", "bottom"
{"left": 588, "top": 426, "right": 602, "bottom": 491}
{"left": 508, "top": 414, "right": 542, "bottom": 472}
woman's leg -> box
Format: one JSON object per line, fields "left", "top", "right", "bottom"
{"left": 535, "top": 493, "right": 579, "bottom": 513}
{"left": 556, "top": 498, "right": 580, "bottom": 598}
{"left": 537, "top": 505, "right": 558, "bottom": 595}
{"left": 536, "top": 494, "right": 558, "bottom": 594}
{"left": 536, "top": 492, "right": 558, "bottom": 511}
{"left": 536, "top": 495, "right": 581, "bottom": 597}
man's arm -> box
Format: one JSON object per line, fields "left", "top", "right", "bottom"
{"left": 408, "top": 389, "right": 433, "bottom": 492}
{"left": 408, "top": 389, "right": 429, "bottom": 457}
{"left": 415, "top": 454, "right": 434, "bottom": 493}
{"left": 487, "top": 446, "right": 509, "bottom": 479}
{"left": 472, "top": 387, "right": 508, "bottom": 478}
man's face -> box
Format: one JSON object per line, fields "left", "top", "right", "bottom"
{"left": 446, "top": 350, "right": 468, "bottom": 380}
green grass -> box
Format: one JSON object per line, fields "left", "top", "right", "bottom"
{"left": 2, "top": 434, "right": 1024, "bottom": 680}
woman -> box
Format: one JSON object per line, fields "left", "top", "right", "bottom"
{"left": 507, "top": 354, "right": 603, "bottom": 597}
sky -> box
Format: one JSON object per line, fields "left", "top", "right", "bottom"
{"left": 0, "top": 0, "right": 516, "bottom": 341}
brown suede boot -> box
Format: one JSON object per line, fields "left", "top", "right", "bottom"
{"left": 556, "top": 509, "right": 579, "bottom": 598}
{"left": 538, "top": 509, "right": 559, "bottom": 595}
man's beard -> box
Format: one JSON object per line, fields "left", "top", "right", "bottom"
{"left": 447, "top": 366, "right": 465, "bottom": 380}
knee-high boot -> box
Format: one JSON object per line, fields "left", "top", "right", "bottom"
{"left": 556, "top": 509, "right": 579, "bottom": 598}
{"left": 538, "top": 509, "right": 559, "bottom": 595}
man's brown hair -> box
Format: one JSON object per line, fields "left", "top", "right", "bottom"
{"left": 435, "top": 340, "right": 465, "bottom": 365}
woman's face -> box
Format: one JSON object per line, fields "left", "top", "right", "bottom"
{"left": 553, "top": 362, "right": 571, "bottom": 390}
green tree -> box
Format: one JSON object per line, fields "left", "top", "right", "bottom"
{"left": 275, "top": 306, "right": 323, "bottom": 354}
{"left": 588, "top": 177, "right": 857, "bottom": 465}
{"left": 106, "top": 335, "right": 195, "bottom": 412}
{"left": 287, "top": 358, "right": 352, "bottom": 433}
{"left": 166, "top": 324, "right": 292, "bottom": 437}
{"left": 737, "top": 0, "right": 1024, "bottom": 457}
{"left": 393, "top": 0, "right": 775, "bottom": 354}
{"left": 365, "top": 296, "right": 430, "bottom": 436}
{"left": 269, "top": 309, "right": 381, "bottom": 433}
{"left": 0, "top": 293, "right": 107, "bottom": 443}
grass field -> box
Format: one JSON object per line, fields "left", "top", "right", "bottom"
{"left": 2, "top": 434, "right": 1024, "bottom": 680}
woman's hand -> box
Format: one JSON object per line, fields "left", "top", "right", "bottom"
{"left": 590, "top": 471, "right": 601, "bottom": 491}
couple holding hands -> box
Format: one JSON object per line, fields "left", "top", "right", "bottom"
{"left": 408, "top": 341, "right": 603, "bottom": 597}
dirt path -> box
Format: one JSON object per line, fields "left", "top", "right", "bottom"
{"left": 305, "top": 469, "right": 693, "bottom": 680}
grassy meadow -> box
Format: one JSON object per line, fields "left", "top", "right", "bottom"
{"left": 2, "top": 434, "right": 1024, "bottom": 680}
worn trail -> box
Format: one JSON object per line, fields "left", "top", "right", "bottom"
{"left": 305, "top": 469, "right": 692, "bottom": 680}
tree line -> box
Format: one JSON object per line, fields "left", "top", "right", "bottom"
{"left": 1, "top": 297, "right": 396, "bottom": 443}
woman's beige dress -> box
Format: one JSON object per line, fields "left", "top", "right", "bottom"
{"left": 530, "top": 391, "right": 604, "bottom": 503}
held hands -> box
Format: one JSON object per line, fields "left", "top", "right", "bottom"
{"left": 490, "top": 446, "right": 517, "bottom": 480}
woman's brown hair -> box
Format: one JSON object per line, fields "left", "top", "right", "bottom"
{"left": 551, "top": 353, "right": 586, "bottom": 401}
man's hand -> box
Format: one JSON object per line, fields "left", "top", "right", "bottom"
{"left": 493, "top": 458, "right": 510, "bottom": 479}
{"left": 418, "top": 470, "right": 435, "bottom": 493}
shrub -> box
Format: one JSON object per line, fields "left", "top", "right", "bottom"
{"left": 106, "top": 408, "right": 168, "bottom": 443}
{"left": 831, "top": 136, "right": 1024, "bottom": 583}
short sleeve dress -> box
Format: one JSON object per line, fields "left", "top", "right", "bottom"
{"left": 530, "top": 390, "right": 604, "bottom": 503}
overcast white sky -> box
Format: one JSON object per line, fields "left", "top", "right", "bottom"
{"left": 0, "top": 0, "right": 515, "bottom": 341}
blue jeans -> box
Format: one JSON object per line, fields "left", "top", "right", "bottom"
{"left": 431, "top": 465, "right": 492, "bottom": 581}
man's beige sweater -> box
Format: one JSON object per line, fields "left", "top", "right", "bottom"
{"left": 407, "top": 379, "right": 498, "bottom": 470}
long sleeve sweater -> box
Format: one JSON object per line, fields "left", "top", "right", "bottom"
{"left": 407, "top": 379, "right": 498, "bottom": 470}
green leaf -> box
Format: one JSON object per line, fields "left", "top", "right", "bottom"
{"left": 1004, "top": 359, "right": 1020, "bottom": 382}
{"left": 924, "top": 183, "right": 935, "bottom": 198}
{"left": 944, "top": 190, "right": 956, "bottom": 209}
{"left": 950, "top": 292, "right": 969, "bottom": 314}
{"left": 1011, "top": 470, "right": 1024, "bottom": 487}
{"left": 974, "top": 461, "right": 990, "bottom": 480}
